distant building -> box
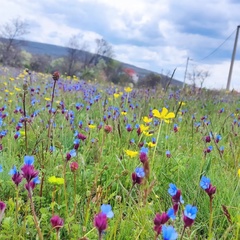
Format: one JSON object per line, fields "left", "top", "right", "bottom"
{"left": 123, "top": 68, "right": 139, "bottom": 84}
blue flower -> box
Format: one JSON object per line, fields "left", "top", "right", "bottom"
{"left": 24, "top": 156, "right": 34, "bottom": 165}
{"left": 140, "top": 147, "right": 148, "bottom": 154}
{"left": 162, "top": 225, "right": 178, "bottom": 240}
{"left": 168, "top": 183, "right": 178, "bottom": 196}
{"left": 135, "top": 167, "right": 145, "bottom": 178}
{"left": 9, "top": 166, "right": 17, "bottom": 175}
{"left": 69, "top": 149, "right": 76, "bottom": 158}
{"left": 167, "top": 208, "right": 176, "bottom": 220}
{"left": 0, "top": 165, "right": 3, "bottom": 173}
{"left": 200, "top": 176, "right": 210, "bottom": 190}
{"left": 33, "top": 176, "right": 41, "bottom": 184}
{"left": 101, "top": 204, "right": 114, "bottom": 218}
{"left": 184, "top": 204, "right": 198, "bottom": 220}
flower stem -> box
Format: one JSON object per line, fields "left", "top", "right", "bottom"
{"left": 22, "top": 90, "right": 28, "bottom": 154}
{"left": 46, "top": 79, "right": 57, "bottom": 151}
{"left": 152, "top": 120, "right": 163, "bottom": 166}
{"left": 28, "top": 191, "right": 43, "bottom": 240}
{"left": 180, "top": 226, "right": 186, "bottom": 240}
{"left": 208, "top": 197, "right": 213, "bottom": 239}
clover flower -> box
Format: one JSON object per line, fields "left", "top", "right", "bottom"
{"left": 94, "top": 204, "right": 114, "bottom": 236}
{"left": 70, "top": 162, "right": 79, "bottom": 172}
{"left": 50, "top": 215, "right": 64, "bottom": 232}
{"left": 94, "top": 212, "right": 107, "bottom": 235}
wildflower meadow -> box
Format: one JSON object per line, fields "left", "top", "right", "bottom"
{"left": 0, "top": 66, "right": 239, "bottom": 239}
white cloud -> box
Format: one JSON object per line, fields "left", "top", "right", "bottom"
{"left": 0, "top": 0, "right": 239, "bottom": 89}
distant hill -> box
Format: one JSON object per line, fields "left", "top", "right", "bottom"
{"left": 1, "top": 38, "right": 183, "bottom": 87}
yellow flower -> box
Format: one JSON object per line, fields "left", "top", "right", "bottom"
{"left": 152, "top": 107, "right": 175, "bottom": 122}
{"left": 48, "top": 176, "right": 64, "bottom": 185}
{"left": 114, "top": 93, "right": 120, "bottom": 98}
{"left": 9, "top": 77, "right": 15, "bottom": 81}
{"left": 8, "top": 100, "right": 12, "bottom": 103}
{"left": 9, "top": 92, "right": 14, "bottom": 95}
{"left": 143, "top": 131, "right": 153, "bottom": 137}
{"left": 125, "top": 150, "right": 138, "bottom": 158}
{"left": 147, "top": 142, "right": 156, "bottom": 148}
{"left": 4, "top": 89, "right": 9, "bottom": 93}
{"left": 140, "top": 124, "right": 149, "bottom": 132}
{"left": 19, "top": 131, "right": 25, "bottom": 136}
{"left": 89, "top": 124, "right": 96, "bottom": 129}
{"left": 55, "top": 100, "right": 60, "bottom": 104}
{"left": 121, "top": 111, "right": 127, "bottom": 116}
{"left": 124, "top": 87, "right": 132, "bottom": 93}
{"left": 238, "top": 169, "right": 240, "bottom": 177}
{"left": 178, "top": 101, "right": 186, "bottom": 106}
{"left": 44, "top": 97, "right": 51, "bottom": 101}
{"left": 15, "top": 87, "right": 21, "bottom": 92}
{"left": 142, "top": 116, "right": 152, "bottom": 123}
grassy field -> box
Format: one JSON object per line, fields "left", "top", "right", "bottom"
{"left": 0, "top": 66, "right": 239, "bottom": 239}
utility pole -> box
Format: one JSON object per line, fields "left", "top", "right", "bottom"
{"left": 226, "top": 25, "right": 240, "bottom": 91}
{"left": 183, "top": 57, "right": 192, "bottom": 89}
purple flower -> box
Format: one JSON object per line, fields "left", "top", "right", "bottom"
{"left": 21, "top": 165, "right": 38, "bottom": 183}
{"left": 0, "top": 201, "right": 6, "bottom": 222}
{"left": 94, "top": 212, "right": 108, "bottom": 234}
{"left": 153, "top": 208, "right": 175, "bottom": 236}
{"left": 50, "top": 215, "right": 64, "bottom": 231}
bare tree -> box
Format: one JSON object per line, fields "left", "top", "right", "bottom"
{"left": 88, "top": 38, "right": 114, "bottom": 66}
{"left": 0, "top": 18, "right": 30, "bottom": 66}
{"left": 188, "top": 68, "right": 211, "bottom": 89}
{"left": 65, "top": 34, "right": 89, "bottom": 76}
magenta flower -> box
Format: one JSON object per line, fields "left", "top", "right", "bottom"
{"left": 154, "top": 208, "right": 175, "bottom": 236}
{"left": 21, "top": 165, "right": 39, "bottom": 183}
{"left": 50, "top": 215, "right": 64, "bottom": 231}
{"left": 94, "top": 212, "right": 108, "bottom": 235}
{"left": 9, "top": 166, "right": 23, "bottom": 187}
{"left": 0, "top": 201, "right": 6, "bottom": 222}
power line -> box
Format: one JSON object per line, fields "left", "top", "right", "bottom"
{"left": 196, "top": 28, "right": 237, "bottom": 62}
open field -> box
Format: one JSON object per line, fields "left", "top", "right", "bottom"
{"left": 0, "top": 66, "right": 239, "bottom": 239}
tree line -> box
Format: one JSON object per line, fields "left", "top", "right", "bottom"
{"left": 0, "top": 18, "right": 192, "bottom": 88}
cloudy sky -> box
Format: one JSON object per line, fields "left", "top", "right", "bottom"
{"left": 0, "top": 0, "right": 240, "bottom": 89}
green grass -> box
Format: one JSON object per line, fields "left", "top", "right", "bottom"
{"left": 0, "top": 66, "right": 239, "bottom": 239}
